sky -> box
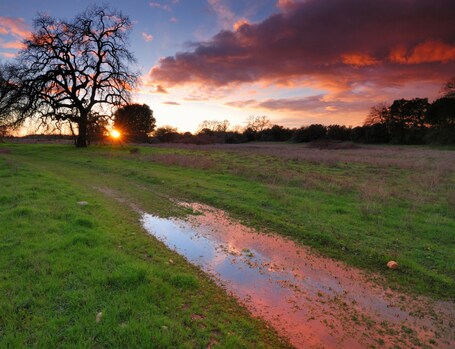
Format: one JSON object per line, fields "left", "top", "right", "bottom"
{"left": 1, "top": 0, "right": 455, "bottom": 132}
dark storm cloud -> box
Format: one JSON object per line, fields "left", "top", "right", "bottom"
{"left": 149, "top": 0, "right": 455, "bottom": 88}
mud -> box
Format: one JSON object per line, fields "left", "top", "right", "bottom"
{"left": 141, "top": 202, "right": 455, "bottom": 349}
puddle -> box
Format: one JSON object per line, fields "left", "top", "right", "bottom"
{"left": 142, "top": 203, "right": 455, "bottom": 349}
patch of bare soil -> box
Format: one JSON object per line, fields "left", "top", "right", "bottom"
{"left": 143, "top": 202, "right": 455, "bottom": 349}
{"left": 96, "top": 186, "right": 454, "bottom": 349}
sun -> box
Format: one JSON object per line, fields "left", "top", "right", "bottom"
{"left": 111, "top": 130, "right": 121, "bottom": 139}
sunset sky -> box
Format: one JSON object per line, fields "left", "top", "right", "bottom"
{"left": 1, "top": 0, "right": 455, "bottom": 132}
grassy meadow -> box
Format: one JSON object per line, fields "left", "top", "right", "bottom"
{"left": 0, "top": 144, "right": 289, "bottom": 348}
{"left": 1, "top": 142, "right": 454, "bottom": 347}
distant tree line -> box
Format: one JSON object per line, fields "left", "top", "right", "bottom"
{"left": 150, "top": 78, "right": 455, "bottom": 145}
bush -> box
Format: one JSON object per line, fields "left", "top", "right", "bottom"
{"left": 292, "top": 124, "right": 327, "bottom": 142}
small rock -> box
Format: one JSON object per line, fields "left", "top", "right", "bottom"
{"left": 387, "top": 260, "right": 399, "bottom": 269}
{"left": 161, "top": 325, "right": 168, "bottom": 330}
{"left": 96, "top": 311, "right": 103, "bottom": 323}
{"left": 77, "top": 201, "right": 88, "bottom": 206}
{"left": 168, "top": 259, "right": 174, "bottom": 264}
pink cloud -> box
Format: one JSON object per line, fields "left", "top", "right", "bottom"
{"left": 0, "top": 40, "right": 26, "bottom": 50}
{"left": 208, "top": 0, "right": 236, "bottom": 30}
{"left": 0, "top": 52, "right": 16, "bottom": 58}
{"left": 150, "top": 0, "right": 455, "bottom": 90}
{"left": 0, "top": 16, "right": 30, "bottom": 38}
{"left": 142, "top": 32, "right": 154, "bottom": 42}
{"left": 149, "top": 2, "right": 171, "bottom": 12}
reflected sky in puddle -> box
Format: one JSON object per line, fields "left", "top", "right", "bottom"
{"left": 142, "top": 203, "right": 454, "bottom": 349}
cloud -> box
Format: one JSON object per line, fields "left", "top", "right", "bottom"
{"left": 170, "top": 16, "right": 178, "bottom": 23}
{"left": 258, "top": 95, "right": 327, "bottom": 112}
{"left": 390, "top": 40, "right": 455, "bottom": 64}
{"left": 0, "top": 52, "right": 16, "bottom": 58}
{"left": 225, "top": 99, "right": 257, "bottom": 108}
{"left": 233, "top": 18, "right": 249, "bottom": 31}
{"left": 0, "top": 38, "right": 25, "bottom": 50}
{"left": 0, "top": 16, "right": 30, "bottom": 38}
{"left": 142, "top": 32, "right": 154, "bottom": 42}
{"left": 149, "top": 2, "right": 171, "bottom": 11}
{"left": 208, "top": 0, "right": 236, "bottom": 30}
{"left": 276, "top": 0, "right": 299, "bottom": 10}
{"left": 227, "top": 95, "right": 349, "bottom": 113}
{"left": 163, "top": 101, "right": 180, "bottom": 105}
{"left": 150, "top": 0, "right": 455, "bottom": 90}
{"left": 341, "top": 53, "right": 380, "bottom": 67}
{"left": 155, "top": 85, "right": 169, "bottom": 94}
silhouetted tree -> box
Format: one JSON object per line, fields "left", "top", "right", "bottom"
{"left": 245, "top": 115, "right": 272, "bottom": 132}
{"left": 5, "top": 5, "right": 138, "bottom": 147}
{"left": 87, "top": 114, "right": 109, "bottom": 144}
{"left": 387, "top": 98, "right": 429, "bottom": 143}
{"left": 441, "top": 77, "right": 455, "bottom": 99}
{"left": 242, "top": 127, "right": 257, "bottom": 141}
{"left": 197, "top": 120, "right": 230, "bottom": 133}
{"left": 0, "top": 63, "right": 27, "bottom": 131}
{"left": 364, "top": 103, "right": 389, "bottom": 126}
{"left": 292, "top": 124, "right": 327, "bottom": 142}
{"left": 153, "top": 125, "right": 179, "bottom": 142}
{"left": 114, "top": 104, "right": 155, "bottom": 142}
{"left": 426, "top": 98, "right": 455, "bottom": 127}
{"left": 258, "top": 125, "right": 293, "bottom": 141}
{"left": 425, "top": 97, "right": 455, "bottom": 144}
{"left": 326, "top": 125, "right": 351, "bottom": 140}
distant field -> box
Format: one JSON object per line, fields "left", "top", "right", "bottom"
{"left": 1, "top": 142, "right": 454, "bottom": 345}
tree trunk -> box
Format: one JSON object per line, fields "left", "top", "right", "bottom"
{"left": 76, "top": 113, "right": 88, "bottom": 148}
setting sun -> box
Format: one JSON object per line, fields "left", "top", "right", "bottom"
{"left": 111, "top": 130, "right": 121, "bottom": 139}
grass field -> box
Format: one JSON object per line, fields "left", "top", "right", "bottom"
{"left": 1, "top": 142, "right": 454, "bottom": 346}
{"left": 0, "top": 144, "right": 290, "bottom": 348}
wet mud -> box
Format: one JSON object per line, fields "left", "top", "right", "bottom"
{"left": 141, "top": 202, "right": 454, "bottom": 349}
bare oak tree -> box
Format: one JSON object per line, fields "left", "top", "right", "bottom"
{"left": 10, "top": 5, "right": 138, "bottom": 147}
{"left": 441, "top": 77, "right": 455, "bottom": 99}
{"left": 245, "top": 115, "right": 271, "bottom": 132}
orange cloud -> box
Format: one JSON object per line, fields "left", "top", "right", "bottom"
{"left": 342, "top": 53, "right": 380, "bottom": 67}
{"left": 233, "top": 18, "right": 249, "bottom": 31}
{"left": 277, "top": 0, "right": 297, "bottom": 10}
{"left": 390, "top": 40, "right": 455, "bottom": 64}
{"left": 0, "top": 16, "right": 30, "bottom": 38}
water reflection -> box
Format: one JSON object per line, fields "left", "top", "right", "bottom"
{"left": 142, "top": 203, "right": 454, "bottom": 349}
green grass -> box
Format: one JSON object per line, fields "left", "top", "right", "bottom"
{"left": 0, "top": 146, "right": 290, "bottom": 348}
{"left": 0, "top": 143, "right": 454, "bottom": 341}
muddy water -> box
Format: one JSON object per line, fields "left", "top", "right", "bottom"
{"left": 141, "top": 203, "right": 454, "bottom": 349}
